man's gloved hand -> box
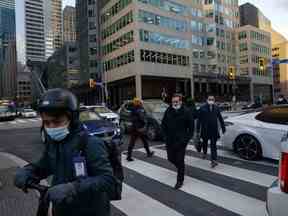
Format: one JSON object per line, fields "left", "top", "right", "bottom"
{"left": 14, "top": 168, "right": 32, "bottom": 192}
{"left": 46, "top": 182, "right": 77, "bottom": 205}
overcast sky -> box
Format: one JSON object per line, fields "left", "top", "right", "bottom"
{"left": 63, "top": 0, "right": 288, "bottom": 39}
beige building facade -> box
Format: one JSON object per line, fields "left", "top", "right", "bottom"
{"left": 236, "top": 25, "right": 273, "bottom": 102}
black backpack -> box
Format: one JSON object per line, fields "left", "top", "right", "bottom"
{"left": 77, "top": 131, "right": 124, "bottom": 201}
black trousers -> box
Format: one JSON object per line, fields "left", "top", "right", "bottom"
{"left": 202, "top": 137, "right": 217, "bottom": 161}
{"left": 127, "top": 129, "right": 151, "bottom": 158}
{"left": 167, "top": 144, "right": 187, "bottom": 183}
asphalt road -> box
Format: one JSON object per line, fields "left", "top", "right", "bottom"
{"left": 0, "top": 121, "right": 278, "bottom": 216}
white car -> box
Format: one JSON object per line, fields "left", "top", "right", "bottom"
{"left": 221, "top": 105, "right": 288, "bottom": 160}
{"left": 82, "top": 105, "right": 120, "bottom": 126}
{"left": 266, "top": 131, "right": 288, "bottom": 216}
{"left": 22, "top": 108, "right": 37, "bottom": 118}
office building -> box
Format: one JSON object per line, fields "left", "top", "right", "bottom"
{"left": 0, "top": 0, "right": 17, "bottom": 100}
{"left": 63, "top": 6, "right": 77, "bottom": 42}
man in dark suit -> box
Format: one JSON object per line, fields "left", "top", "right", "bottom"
{"left": 197, "top": 95, "right": 226, "bottom": 168}
{"left": 162, "top": 94, "right": 194, "bottom": 189}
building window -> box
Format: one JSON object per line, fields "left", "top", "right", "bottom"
{"left": 238, "top": 31, "right": 247, "bottom": 40}
{"left": 90, "top": 47, "right": 97, "bottom": 55}
{"left": 140, "top": 49, "right": 189, "bottom": 66}
{"left": 101, "top": 0, "right": 133, "bottom": 23}
{"left": 104, "top": 50, "right": 135, "bottom": 71}
{"left": 102, "top": 11, "right": 133, "bottom": 39}
{"left": 138, "top": 10, "right": 188, "bottom": 32}
{"left": 89, "top": 34, "right": 97, "bottom": 43}
{"left": 102, "top": 31, "right": 134, "bottom": 55}
{"left": 139, "top": 29, "right": 189, "bottom": 49}
{"left": 89, "top": 21, "right": 97, "bottom": 30}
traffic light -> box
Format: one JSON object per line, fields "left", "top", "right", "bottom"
{"left": 259, "top": 57, "right": 265, "bottom": 71}
{"left": 89, "top": 79, "right": 97, "bottom": 88}
{"left": 228, "top": 66, "right": 236, "bottom": 80}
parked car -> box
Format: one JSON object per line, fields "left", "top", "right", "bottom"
{"left": 266, "top": 131, "right": 288, "bottom": 216}
{"left": 21, "top": 108, "right": 37, "bottom": 118}
{"left": 81, "top": 105, "right": 120, "bottom": 126}
{"left": 41, "top": 109, "right": 121, "bottom": 145}
{"left": 221, "top": 105, "right": 288, "bottom": 160}
{"left": 119, "top": 99, "right": 169, "bottom": 140}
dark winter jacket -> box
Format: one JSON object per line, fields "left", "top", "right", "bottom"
{"left": 21, "top": 125, "right": 117, "bottom": 216}
{"left": 131, "top": 106, "right": 147, "bottom": 130}
{"left": 197, "top": 103, "right": 226, "bottom": 140}
{"left": 161, "top": 106, "right": 194, "bottom": 148}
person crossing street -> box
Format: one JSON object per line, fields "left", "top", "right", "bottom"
{"left": 162, "top": 94, "right": 194, "bottom": 189}
{"left": 126, "top": 98, "right": 154, "bottom": 161}
{"left": 197, "top": 94, "right": 226, "bottom": 168}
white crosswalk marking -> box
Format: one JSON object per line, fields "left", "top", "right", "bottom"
{"left": 121, "top": 154, "right": 267, "bottom": 216}
{"left": 186, "top": 144, "right": 278, "bottom": 168}
{"left": 8, "top": 121, "right": 17, "bottom": 124}
{"left": 15, "top": 119, "right": 26, "bottom": 123}
{"left": 0, "top": 118, "right": 41, "bottom": 129}
{"left": 112, "top": 184, "right": 183, "bottom": 216}
{"left": 139, "top": 147, "right": 276, "bottom": 187}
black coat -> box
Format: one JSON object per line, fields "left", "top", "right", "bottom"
{"left": 162, "top": 106, "right": 194, "bottom": 148}
{"left": 131, "top": 106, "right": 146, "bottom": 130}
{"left": 197, "top": 103, "right": 226, "bottom": 140}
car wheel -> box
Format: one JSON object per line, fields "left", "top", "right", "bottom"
{"left": 234, "top": 134, "right": 262, "bottom": 160}
{"left": 119, "top": 121, "right": 127, "bottom": 134}
{"left": 146, "top": 124, "right": 157, "bottom": 141}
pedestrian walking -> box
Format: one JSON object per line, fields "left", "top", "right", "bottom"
{"left": 162, "top": 94, "right": 194, "bottom": 189}
{"left": 197, "top": 94, "right": 226, "bottom": 168}
{"left": 14, "top": 89, "right": 118, "bottom": 216}
{"left": 276, "top": 95, "right": 288, "bottom": 105}
{"left": 127, "top": 98, "right": 154, "bottom": 161}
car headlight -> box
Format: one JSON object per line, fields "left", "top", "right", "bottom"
{"left": 224, "top": 121, "right": 234, "bottom": 127}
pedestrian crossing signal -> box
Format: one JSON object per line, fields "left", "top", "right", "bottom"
{"left": 228, "top": 66, "right": 236, "bottom": 80}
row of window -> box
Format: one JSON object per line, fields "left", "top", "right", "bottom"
{"left": 251, "top": 31, "right": 270, "bottom": 43}
{"left": 102, "top": 31, "right": 134, "bottom": 55}
{"left": 140, "top": 49, "right": 189, "bottom": 66}
{"left": 251, "top": 43, "right": 270, "bottom": 55}
{"left": 104, "top": 50, "right": 135, "bottom": 71}
{"left": 140, "top": 29, "right": 189, "bottom": 49}
{"left": 101, "top": 0, "right": 132, "bottom": 23}
{"left": 138, "top": 10, "right": 188, "bottom": 32}
{"left": 138, "top": 0, "right": 203, "bottom": 17}
{"left": 101, "top": 11, "right": 133, "bottom": 39}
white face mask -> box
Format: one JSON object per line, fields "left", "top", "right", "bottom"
{"left": 207, "top": 100, "right": 215, "bottom": 105}
{"left": 173, "top": 104, "right": 181, "bottom": 110}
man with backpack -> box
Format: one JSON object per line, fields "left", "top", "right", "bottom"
{"left": 14, "top": 88, "right": 121, "bottom": 216}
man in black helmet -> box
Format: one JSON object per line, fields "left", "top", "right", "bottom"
{"left": 14, "top": 88, "right": 117, "bottom": 216}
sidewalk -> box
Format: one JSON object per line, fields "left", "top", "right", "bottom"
{"left": 0, "top": 152, "right": 39, "bottom": 216}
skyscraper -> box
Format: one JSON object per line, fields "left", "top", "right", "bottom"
{"left": 15, "top": 0, "right": 63, "bottom": 105}
{"left": 63, "top": 6, "right": 76, "bottom": 42}
{"left": 0, "top": 0, "right": 17, "bottom": 99}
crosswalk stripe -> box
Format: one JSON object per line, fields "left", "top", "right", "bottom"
{"left": 186, "top": 144, "right": 278, "bottom": 168}
{"left": 142, "top": 147, "right": 276, "bottom": 187}
{"left": 8, "top": 121, "right": 17, "bottom": 124}
{"left": 15, "top": 119, "right": 26, "bottom": 123}
{"left": 27, "top": 119, "right": 39, "bottom": 122}
{"left": 112, "top": 184, "right": 183, "bottom": 216}
{"left": 121, "top": 155, "right": 266, "bottom": 216}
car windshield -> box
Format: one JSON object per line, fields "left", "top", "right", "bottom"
{"left": 144, "top": 102, "right": 169, "bottom": 113}
{"left": 0, "top": 106, "right": 8, "bottom": 112}
{"left": 80, "top": 111, "right": 102, "bottom": 121}
{"left": 94, "top": 106, "right": 112, "bottom": 113}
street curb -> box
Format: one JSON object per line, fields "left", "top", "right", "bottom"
{"left": 0, "top": 152, "right": 28, "bottom": 167}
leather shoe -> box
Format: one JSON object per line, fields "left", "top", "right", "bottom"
{"left": 147, "top": 151, "right": 154, "bottom": 157}
{"left": 126, "top": 157, "right": 134, "bottom": 162}
{"left": 211, "top": 161, "right": 218, "bottom": 168}
{"left": 174, "top": 181, "right": 183, "bottom": 190}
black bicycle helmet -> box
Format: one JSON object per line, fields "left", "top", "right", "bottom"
{"left": 38, "top": 88, "right": 80, "bottom": 129}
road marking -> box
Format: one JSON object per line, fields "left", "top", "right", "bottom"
{"left": 122, "top": 155, "right": 266, "bottom": 216}
{"left": 186, "top": 144, "right": 278, "bottom": 167}
{"left": 112, "top": 184, "right": 183, "bottom": 216}
{"left": 27, "top": 119, "right": 39, "bottom": 122}
{"left": 8, "top": 121, "right": 17, "bottom": 124}
{"left": 139, "top": 147, "right": 276, "bottom": 187}
{"left": 15, "top": 119, "right": 26, "bottom": 123}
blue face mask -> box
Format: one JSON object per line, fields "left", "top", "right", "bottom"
{"left": 45, "top": 125, "right": 70, "bottom": 142}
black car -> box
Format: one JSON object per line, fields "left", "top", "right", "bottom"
{"left": 118, "top": 100, "right": 169, "bottom": 140}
